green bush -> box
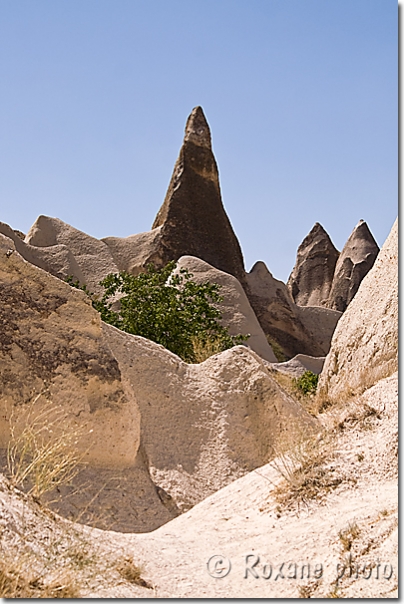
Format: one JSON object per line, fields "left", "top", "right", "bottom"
{"left": 293, "top": 371, "right": 319, "bottom": 395}
{"left": 67, "top": 262, "right": 248, "bottom": 363}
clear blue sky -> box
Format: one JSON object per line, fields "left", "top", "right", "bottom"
{"left": 0, "top": 0, "right": 397, "bottom": 281}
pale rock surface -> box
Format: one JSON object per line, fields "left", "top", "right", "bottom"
{"left": 270, "top": 354, "right": 325, "bottom": 378}
{"left": 327, "top": 219, "right": 379, "bottom": 312}
{"left": 101, "top": 227, "right": 165, "bottom": 275}
{"left": 97, "top": 373, "right": 398, "bottom": 598}
{"left": 103, "top": 323, "right": 317, "bottom": 512}
{"left": 318, "top": 218, "right": 398, "bottom": 402}
{"left": 295, "top": 304, "right": 342, "bottom": 355}
{"left": 246, "top": 260, "right": 341, "bottom": 358}
{"left": 0, "top": 231, "right": 318, "bottom": 531}
{"left": 287, "top": 223, "right": 339, "bottom": 307}
{"left": 0, "top": 372, "right": 396, "bottom": 597}
{"left": 25, "top": 215, "right": 119, "bottom": 293}
{"left": 0, "top": 221, "right": 85, "bottom": 285}
{"left": 0, "top": 233, "right": 174, "bottom": 532}
{"left": 174, "top": 256, "right": 277, "bottom": 362}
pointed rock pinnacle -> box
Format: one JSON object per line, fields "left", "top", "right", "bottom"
{"left": 287, "top": 223, "right": 339, "bottom": 307}
{"left": 327, "top": 220, "right": 379, "bottom": 312}
{"left": 151, "top": 107, "right": 246, "bottom": 284}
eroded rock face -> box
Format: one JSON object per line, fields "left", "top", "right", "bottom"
{"left": 100, "top": 107, "right": 247, "bottom": 283}
{"left": 151, "top": 107, "right": 246, "bottom": 283}
{"left": 0, "top": 221, "right": 85, "bottom": 285}
{"left": 318, "top": 219, "right": 398, "bottom": 403}
{"left": 175, "top": 256, "right": 277, "bottom": 362}
{"left": 25, "top": 215, "right": 119, "bottom": 293}
{"left": 327, "top": 220, "right": 379, "bottom": 312}
{"left": 0, "top": 233, "right": 318, "bottom": 531}
{"left": 0, "top": 232, "right": 140, "bottom": 467}
{"left": 287, "top": 223, "right": 339, "bottom": 307}
{"left": 0, "top": 233, "right": 174, "bottom": 532}
{"left": 103, "top": 324, "right": 318, "bottom": 512}
{"left": 246, "top": 261, "right": 341, "bottom": 359}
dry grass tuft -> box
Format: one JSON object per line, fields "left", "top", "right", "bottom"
{"left": 298, "top": 582, "right": 319, "bottom": 598}
{"left": 0, "top": 556, "right": 80, "bottom": 598}
{"left": 190, "top": 335, "right": 225, "bottom": 363}
{"left": 116, "top": 557, "right": 153, "bottom": 589}
{"left": 338, "top": 521, "right": 360, "bottom": 552}
{"left": 269, "top": 370, "right": 319, "bottom": 416}
{"left": 266, "top": 335, "right": 287, "bottom": 362}
{"left": 271, "top": 430, "right": 342, "bottom": 510}
{"left": 6, "top": 394, "right": 88, "bottom": 498}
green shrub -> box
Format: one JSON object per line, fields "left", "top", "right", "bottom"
{"left": 293, "top": 371, "right": 319, "bottom": 395}
{"left": 67, "top": 262, "right": 248, "bottom": 363}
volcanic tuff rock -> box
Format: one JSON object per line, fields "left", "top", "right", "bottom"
{"left": 0, "top": 232, "right": 317, "bottom": 529}
{"left": 101, "top": 107, "right": 247, "bottom": 283}
{"left": 25, "top": 215, "right": 119, "bottom": 293}
{"left": 327, "top": 220, "right": 379, "bottom": 312}
{"left": 103, "top": 324, "right": 317, "bottom": 513}
{"left": 0, "top": 221, "right": 85, "bottom": 285}
{"left": 287, "top": 222, "right": 339, "bottom": 307}
{"left": 174, "top": 256, "right": 277, "bottom": 362}
{"left": 318, "top": 218, "right": 398, "bottom": 403}
{"left": 246, "top": 260, "right": 341, "bottom": 359}
{"left": 0, "top": 232, "right": 175, "bottom": 532}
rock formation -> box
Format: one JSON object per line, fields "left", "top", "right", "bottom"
{"left": 103, "top": 324, "right": 316, "bottom": 513}
{"left": 327, "top": 219, "right": 379, "bottom": 312}
{"left": 269, "top": 354, "right": 325, "bottom": 378}
{"left": 287, "top": 222, "right": 339, "bottom": 306}
{"left": 246, "top": 260, "right": 341, "bottom": 359}
{"left": 0, "top": 232, "right": 317, "bottom": 529}
{"left": 25, "top": 215, "right": 119, "bottom": 293}
{"left": 102, "top": 107, "right": 246, "bottom": 283}
{"left": 0, "top": 221, "right": 85, "bottom": 285}
{"left": 0, "top": 232, "right": 175, "bottom": 531}
{"left": 174, "top": 256, "right": 277, "bottom": 362}
{"left": 318, "top": 218, "right": 398, "bottom": 402}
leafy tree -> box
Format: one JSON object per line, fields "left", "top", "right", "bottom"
{"left": 67, "top": 262, "right": 248, "bottom": 362}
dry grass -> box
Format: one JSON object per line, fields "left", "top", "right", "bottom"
{"left": 269, "top": 370, "right": 319, "bottom": 416}
{"left": 271, "top": 430, "right": 342, "bottom": 510}
{"left": 338, "top": 522, "right": 361, "bottom": 552}
{"left": 6, "top": 394, "right": 88, "bottom": 498}
{"left": 330, "top": 400, "right": 382, "bottom": 436}
{"left": 298, "top": 582, "right": 320, "bottom": 598}
{"left": 0, "top": 555, "right": 80, "bottom": 598}
{"left": 116, "top": 556, "right": 153, "bottom": 589}
{"left": 190, "top": 335, "right": 225, "bottom": 363}
{"left": 266, "top": 335, "right": 287, "bottom": 362}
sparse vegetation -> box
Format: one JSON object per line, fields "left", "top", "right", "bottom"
{"left": 293, "top": 371, "right": 319, "bottom": 395}
{"left": 338, "top": 521, "right": 360, "bottom": 552}
{"left": 325, "top": 583, "right": 340, "bottom": 598}
{"left": 190, "top": 334, "right": 226, "bottom": 363}
{"left": 269, "top": 369, "right": 319, "bottom": 416}
{"left": 266, "top": 335, "right": 287, "bottom": 362}
{"left": 67, "top": 262, "right": 249, "bottom": 362}
{"left": 0, "top": 555, "right": 80, "bottom": 598}
{"left": 6, "top": 394, "right": 87, "bottom": 499}
{"left": 298, "top": 582, "right": 319, "bottom": 598}
{"left": 116, "top": 557, "right": 152, "bottom": 589}
{"left": 271, "top": 431, "right": 342, "bottom": 510}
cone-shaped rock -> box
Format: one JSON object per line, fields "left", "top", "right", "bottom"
{"left": 327, "top": 220, "right": 379, "bottom": 312}
{"left": 151, "top": 106, "right": 246, "bottom": 283}
{"left": 287, "top": 223, "right": 339, "bottom": 306}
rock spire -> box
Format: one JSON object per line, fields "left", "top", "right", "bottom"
{"left": 327, "top": 220, "right": 379, "bottom": 312}
{"left": 151, "top": 106, "right": 246, "bottom": 283}
{"left": 287, "top": 223, "right": 339, "bottom": 307}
